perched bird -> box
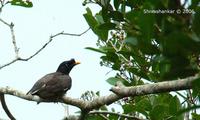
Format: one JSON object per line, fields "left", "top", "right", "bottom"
{"left": 27, "top": 59, "right": 80, "bottom": 101}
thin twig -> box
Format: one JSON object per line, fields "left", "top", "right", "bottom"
{"left": 19, "top": 28, "right": 90, "bottom": 61}
{"left": 62, "top": 27, "right": 90, "bottom": 36}
{"left": 188, "top": 89, "right": 196, "bottom": 105}
{"left": 0, "top": 18, "right": 10, "bottom": 26}
{"left": 0, "top": 0, "right": 6, "bottom": 13}
{"left": 10, "top": 23, "right": 19, "bottom": 58}
{"left": 0, "top": 59, "right": 19, "bottom": 69}
{"left": 0, "top": 28, "right": 90, "bottom": 69}
{"left": 19, "top": 37, "right": 54, "bottom": 61}
{"left": 89, "top": 111, "right": 142, "bottom": 120}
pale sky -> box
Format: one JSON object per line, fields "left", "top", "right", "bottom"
{"left": 0, "top": 0, "right": 116, "bottom": 119}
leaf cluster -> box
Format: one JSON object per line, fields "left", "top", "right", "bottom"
{"left": 83, "top": 0, "right": 200, "bottom": 119}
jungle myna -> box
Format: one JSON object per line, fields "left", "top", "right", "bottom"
{"left": 27, "top": 59, "right": 80, "bottom": 101}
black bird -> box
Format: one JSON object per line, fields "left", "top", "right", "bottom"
{"left": 27, "top": 59, "right": 80, "bottom": 101}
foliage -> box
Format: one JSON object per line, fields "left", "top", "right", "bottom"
{"left": 9, "top": 0, "right": 33, "bottom": 8}
{"left": 83, "top": 0, "right": 200, "bottom": 119}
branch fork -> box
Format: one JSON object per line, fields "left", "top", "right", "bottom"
{"left": 0, "top": 75, "right": 199, "bottom": 119}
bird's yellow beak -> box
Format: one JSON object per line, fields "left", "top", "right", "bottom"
{"left": 75, "top": 61, "right": 81, "bottom": 65}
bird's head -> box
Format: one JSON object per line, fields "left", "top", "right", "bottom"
{"left": 57, "top": 58, "right": 80, "bottom": 75}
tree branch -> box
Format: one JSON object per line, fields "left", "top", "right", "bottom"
{"left": 0, "top": 28, "right": 90, "bottom": 69}
{"left": 0, "top": 93, "right": 16, "bottom": 120}
{"left": 110, "top": 75, "right": 199, "bottom": 97}
{"left": 0, "top": 75, "right": 198, "bottom": 119}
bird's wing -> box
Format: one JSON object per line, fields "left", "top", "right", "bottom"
{"left": 26, "top": 73, "right": 55, "bottom": 95}
{"left": 45, "top": 73, "right": 72, "bottom": 93}
{"left": 27, "top": 72, "right": 72, "bottom": 95}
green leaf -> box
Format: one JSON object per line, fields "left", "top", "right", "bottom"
{"left": 109, "top": 11, "right": 124, "bottom": 22}
{"left": 192, "top": 7, "right": 200, "bottom": 36}
{"left": 108, "top": 114, "right": 119, "bottom": 119}
{"left": 162, "top": 32, "right": 200, "bottom": 56}
{"left": 124, "top": 37, "right": 138, "bottom": 46}
{"left": 86, "top": 7, "right": 93, "bottom": 15}
{"left": 192, "top": 77, "right": 200, "bottom": 98}
{"left": 149, "top": 94, "right": 182, "bottom": 119}
{"left": 83, "top": 8, "right": 98, "bottom": 33}
{"left": 10, "top": 0, "right": 33, "bottom": 7}
{"left": 102, "top": 7, "right": 110, "bottom": 22}
{"left": 121, "top": 0, "right": 126, "bottom": 14}
{"left": 113, "top": 0, "right": 121, "bottom": 10}
{"left": 176, "top": 105, "right": 200, "bottom": 116}
{"left": 133, "top": 98, "right": 152, "bottom": 116}
{"left": 83, "top": 7, "right": 108, "bottom": 40}
{"left": 125, "top": 37, "right": 160, "bottom": 55}
{"left": 138, "top": 11, "right": 155, "bottom": 41}
{"left": 97, "top": 22, "right": 116, "bottom": 30}
{"left": 100, "top": 105, "right": 108, "bottom": 111}
{"left": 122, "top": 104, "right": 134, "bottom": 114}
{"left": 150, "top": 104, "right": 168, "bottom": 120}
{"left": 169, "top": 96, "right": 181, "bottom": 115}
{"left": 106, "top": 77, "right": 123, "bottom": 86}
{"left": 85, "top": 115, "right": 103, "bottom": 120}
{"left": 95, "top": 14, "right": 104, "bottom": 24}
{"left": 190, "top": 0, "right": 200, "bottom": 9}
{"left": 125, "top": 10, "right": 140, "bottom": 23}
{"left": 161, "top": 0, "right": 169, "bottom": 8}
{"left": 188, "top": 32, "right": 200, "bottom": 42}
{"left": 192, "top": 113, "right": 200, "bottom": 119}
{"left": 128, "top": 68, "right": 149, "bottom": 80}
{"left": 85, "top": 47, "right": 106, "bottom": 54}
{"left": 100, "top": 0, "right": 111, "bottom": 8}
{"left": 122, "top": 97, "right": 152, "bottom": 116}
